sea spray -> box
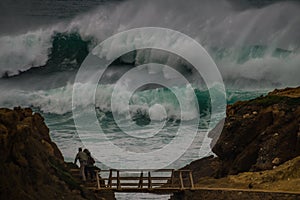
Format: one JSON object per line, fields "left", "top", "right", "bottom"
{"left": 1, "top": 0, "right": 300, "bottom": 88}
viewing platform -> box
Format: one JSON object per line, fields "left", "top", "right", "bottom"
{"left": 90, "top": 169, "right": 194, "bottom": 193}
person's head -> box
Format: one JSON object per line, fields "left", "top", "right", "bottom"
{"left": 78, "top": 147, "right": 82, "bottom": 152}
{"left": 83, "top": 149, "right": 91, "bottom": 155}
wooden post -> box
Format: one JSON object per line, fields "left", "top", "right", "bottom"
{"left": 170, "top": 169, "right": 175, "bottom": 187}
{"left": 96, "top": 170, "right": 100, "bottom": 189}
{"left": 189, "top": 170, "right": 194, "bottom": 189}
{"left": 117, "top": 170, "right": 121, "bottom": 189}
{"left": 148, "top": 171, "right": 152, "bottom": 189}
{"left": 179, "top": 171, "right": 184, "bottom": 189}
{"left": 108, "top": 169, "right": 113, "bottom": 188}
{"left": 138, "top": 171, "right": 143, "bottom": 188}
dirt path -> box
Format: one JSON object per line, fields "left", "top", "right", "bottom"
{"left": 171, "top": 187, "right": 300, "bottom": 200}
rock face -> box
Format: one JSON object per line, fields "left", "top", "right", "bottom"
{"left": 0, "top": 107, "right": 114, "bottom": 200}
{"left": 181, "top": 155, "right": 221, "bottom": 180}
{"left": 213, "top": 87, "right": 300, "bottom": 176}
{"left": 183, "top": 87, "right": 300, "bottom": 181}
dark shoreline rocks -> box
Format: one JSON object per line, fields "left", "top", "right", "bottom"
{"left": 174, "top": 87, "right": 300, "bottom": 200}
{"left": 182, "top": 86, "right": 300, "bottom": 184}
{"left": 0, "top": 107, "right": 115, "bottom": 200}
{"left": 214, "top": 87, "right": 300, "bottom": 176}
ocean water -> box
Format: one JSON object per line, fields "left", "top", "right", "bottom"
{"left": 0, "top": 0, "right": 300, "bottom": 199}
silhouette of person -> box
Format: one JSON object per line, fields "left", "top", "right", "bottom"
{"left": 74, "top": 147, "right": 88, "bottom": 181}
{"left": 83, "top": 149, "right": 96, "bottom": 180}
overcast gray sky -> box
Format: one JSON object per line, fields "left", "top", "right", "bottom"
{"left": 0, "top": 0, "right": 295, "bottom": 35}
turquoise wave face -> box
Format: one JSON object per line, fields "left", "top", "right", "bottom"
{"left": 39, "top": 84, "right": 267, "bottom": 133}
{"left": 49, "top": 32, "right": 91, "bottom": 67}
{"left": 2, "top": 31, "right": 299, "bottom": 90}
{"left": 2, "top": 31, "right": 294, "bottom": 77}
{"left": 94, "top": 87, "right": 211, "bottom": 132}
{"left": 46, "top": 32, "right": 294, "bottom": 73}
{"left": 40, "top": 85, "right": 269, "bottom": 133}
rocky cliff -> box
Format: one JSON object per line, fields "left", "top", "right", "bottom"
{"left": 0, "top": 107, "right": 114, "bottom": 200}
{"left": 213, "top": 87, "right": 300, "bottom": 176}
{"left": 183, "top": 87, "right": 300, "bottom": 187}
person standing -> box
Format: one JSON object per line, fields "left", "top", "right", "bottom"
{"left": 84, "top": 149, "right": 96, "bottom": 181}
{"left": 74, "top": 147, "right": 88, "bottom": 181}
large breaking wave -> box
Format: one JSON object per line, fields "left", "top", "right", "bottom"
{"left": 0, "top": 0, "right": 299, "bottom": 115}
{"left": 1, "top": 0, "right": 300, "bottom": 87}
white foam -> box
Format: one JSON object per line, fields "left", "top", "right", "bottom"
{"left": 0, "top": 82, "right": 202, "bottom": 121}
{"left": 0, "top": 0, "right": 300, "bottom": 87}
{"left": 0, "top": 30, "right": 50, "bottom": 76}
{"left": 149, "top": 104, "right": 167, "bottom": 121}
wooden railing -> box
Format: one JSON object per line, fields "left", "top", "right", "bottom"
{"left": 94, "top": 169, "right": 194, "bottom": 191}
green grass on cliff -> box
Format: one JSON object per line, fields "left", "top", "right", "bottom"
{"left": 249, "top": 95, "right": 300, "bottom": 107}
